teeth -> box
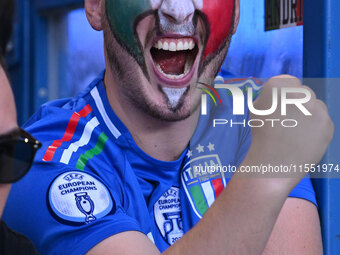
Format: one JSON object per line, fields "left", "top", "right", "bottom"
{"left": 156, "top": 62, "right": 192, "bottom": 80}
{"left": 152, "top": 39, "right": 196, "bottom": 52}
{"left": 169, "top": 42, "right": 177, "bottom": 51}
{"left": 152, "top": 38, "right": 197, "bottom": 80}
{"left": 189, "top": 40, "right": 195, "bottom": 50}
{"left": 157, "top": 41, "right": 162, "bottom": 49}
{"left": 163, "top": 41, "right": 169, "bottom": 50}
{"left": 177, "top": 41, "right": 184, "bottom": 51}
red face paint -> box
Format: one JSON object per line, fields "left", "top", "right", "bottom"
{"left": 202, "top": 0, "right": 235, "bottom": 60}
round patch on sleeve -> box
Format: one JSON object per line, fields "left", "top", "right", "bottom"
{"left": 48, "top": 171, "right": 115, "bottom": 225}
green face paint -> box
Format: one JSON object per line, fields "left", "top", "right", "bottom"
{"left": 106, "top": 0, "right": 152, "bottom": 61}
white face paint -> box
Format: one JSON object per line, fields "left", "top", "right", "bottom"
{"left": 152, "top": 0, "right": 203, "bottom": 111}
{"left": 150, "top": 0, "right": 203, "bottom": 13}
{"left": 161, "top": 87, "right": 187, "bottom": 109}
{"left": 150, "top": 0, "right": 161, "bottom": 9}
{"left": 193, "top": 0, "right": 203, "bottom": 9}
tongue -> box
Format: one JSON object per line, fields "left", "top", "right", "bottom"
{"left": 153, "top": 50, "right": 187, "bottom": 75}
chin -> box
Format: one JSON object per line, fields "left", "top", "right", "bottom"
{"left": 133, "top": 81, "right": 195, "bottom": 122}
{"left": 137, "top": 17, "right": 205, "bottom": 120}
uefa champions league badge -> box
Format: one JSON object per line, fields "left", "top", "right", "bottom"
{"left": 154, "top": 187, "right": 183, "bottom": 245}
{"left": 48, "top": 171, "right": 115, "bottom": 225}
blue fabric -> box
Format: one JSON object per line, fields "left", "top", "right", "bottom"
{"left": 3, "top": 72, "right": 317, "bottom": 254}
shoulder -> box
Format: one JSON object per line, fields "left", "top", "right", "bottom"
{"left": 4, "top": 161, "right": 142, "bottom": 254}
{"left": 4, "top": 141, "right": 140, "bottom": 254}
{"left": 3, "top": 71, "right": 149, "bottom": 254}
{"left": 23, "top": 71, "right": 105, "bottom": 139}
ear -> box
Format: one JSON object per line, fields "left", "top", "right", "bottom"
{"left": 232, "top": 0, "right": 240, "bottom": 34}
{"left": 85, "top": 0, "right": 103, "bottom": 31}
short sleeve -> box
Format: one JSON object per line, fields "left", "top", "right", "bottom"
{"left": 3, "top": 162, "right": 143, "bottom": 255}
{"left": 288, "top": 177, "right": 318, "bottom": 207}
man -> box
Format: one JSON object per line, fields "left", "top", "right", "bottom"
{"left": 4, "top": 0, "right": 333, "bottom": 254}
{"left": 0, "top": 0, "right": 17, "bottom": 218}
{"left": 0, "top": 0, "right": 40, "bottom": 253}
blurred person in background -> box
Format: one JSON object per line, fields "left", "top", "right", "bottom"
{"left": 0, "top": 0, "right": 40, "bottom": 254}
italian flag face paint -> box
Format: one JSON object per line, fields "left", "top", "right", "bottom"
{"left": 106, "top": 0, "right": 153, "bottom": 60}
{"left": 106, "top": 0, "right": 235, "bottom": 65}
{"left": 202, "top": 0, "right": 235, "bottom": 60}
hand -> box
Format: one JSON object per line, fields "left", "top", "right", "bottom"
{"left": 241, "top": 75, "right": 334, "bottom": 190}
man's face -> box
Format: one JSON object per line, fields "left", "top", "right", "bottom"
{"left": 104, "top": 0, "right": 236, "bottom": 121}
{"left": 0, "top": 65, "right": 17, "bottom": 218}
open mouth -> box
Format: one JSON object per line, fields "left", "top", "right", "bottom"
{"left": 150, "top": 37, "right": 199, "bottom": 85}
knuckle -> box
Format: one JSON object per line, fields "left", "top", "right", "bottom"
{"left": 309, "top": 99, "right": 327, "bottom": 115}
{"left": 316, "top": 99, "right": 328, "bottom": 111}
{"left": 330, "top": 122, "right": 335, "bottom": 140}
{"left": 325, "top": 126, "right": 334, "bottom": 144}
{"left": 266, "top": 75, "right": 301, "bottom": 89}
{"left": 275, "top": 74, "right": 297, "bottom": 80}
{"left": 327, "top": 118, "right": 335, "bottom": 137}
{"left": 280, "top": 75, "right": 302, "bottom": 87}
{"left": 301, "top": 85, "right": 316, "bottom": 99}
{"left": 321, "top": 114, "right": 334, "bottom": 142}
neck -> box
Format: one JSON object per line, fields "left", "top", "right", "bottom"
{"left": 104, "top": 69, "right": 200, "bottom": 162}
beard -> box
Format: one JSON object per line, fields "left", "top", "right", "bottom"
{"left": 103, "top": 7, "right": 234, "bottom": 122}
{"left": 104, "top": 29, "right": 193, "bottom": 122}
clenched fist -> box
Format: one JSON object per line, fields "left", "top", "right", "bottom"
{"left": 240, "top": 75, "right": 334, "bottom": 190}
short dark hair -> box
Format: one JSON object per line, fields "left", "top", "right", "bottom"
{"left": 0, "top": 0, "right": 15, "bottom": 70}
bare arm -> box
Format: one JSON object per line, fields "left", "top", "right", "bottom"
{"left": 263, "top": 198, "right": 323, "bottom": 255}
{"left": 87, "top": 182, "right": 323, "bottom": 255}
{"left": 88, "top": 177, "right": 291, "bottom": 255}
{"left": 87, "top": 76, "right": 333, "bottom": 255}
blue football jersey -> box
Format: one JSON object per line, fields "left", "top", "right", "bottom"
{"left": 4, "top": 71, "right": 317, "bottom": 254}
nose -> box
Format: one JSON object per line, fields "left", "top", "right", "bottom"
{"left": 160, "top": 0, "right": 195, "bottom": 24}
